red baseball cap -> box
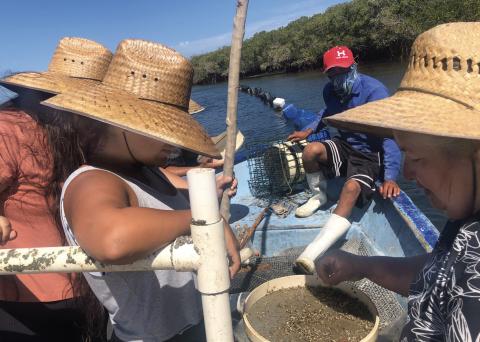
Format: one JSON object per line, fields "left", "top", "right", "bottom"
{"left": 323, "top": 46, "right": 355, "bottom": 72}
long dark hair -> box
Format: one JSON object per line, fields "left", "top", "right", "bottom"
{"left": 10, "top": 88, "right": 108, "bottom": 341}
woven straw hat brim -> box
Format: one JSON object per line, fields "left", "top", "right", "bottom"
{"left": 0, "top": 72, "right": 99, "bottom": 95}
{"left": 188, "top": 99, "right": 205, "bottom": 115}
{"left": 42, "top": 84, "right": 221, "bottom": 158}
{"left": 211, "top": 130, "right": 245, "bottom": 159}
{"left": 325, "top": 90, "right": 480, "bottom": 140}
{"left": 2, "top": 73, "right": 206, "bottom": 115}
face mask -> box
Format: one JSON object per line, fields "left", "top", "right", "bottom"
{"left": 331, "top": 64, "right": 358, "bottom": 101}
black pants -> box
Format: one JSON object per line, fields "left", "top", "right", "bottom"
{"left": 0, "top": 299, "right": 89, "bottom": 342}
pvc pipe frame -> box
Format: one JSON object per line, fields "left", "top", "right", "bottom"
{"left": 0, "top": 242, "right": 252, "bottom": 275}
{"left": 0, "top": 168, "right": 241, "bottom": 342}
{"left": 188, "top": 168, "right": 234, "bottom": 342}
{"left": 0, "top": 241, "right": 199, "bottom": 274}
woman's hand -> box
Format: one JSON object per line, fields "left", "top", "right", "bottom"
{"left": 315, "top": 249, "right": 366, "bottom": 285}
{"left": 0, "top": 216, "right": 17, "bottom": 245}
{"left": 223, "top": 221, "right": 241, "bottom": 278}
{"left": 216, "top": 175, "right": 238, "bottom": 200}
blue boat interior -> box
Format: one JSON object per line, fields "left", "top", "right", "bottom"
{"left": 230, "top": 159, "right": 439, "bottom": 259}
{"left": 229, "top": 159, "right": 440, "bottom": 339}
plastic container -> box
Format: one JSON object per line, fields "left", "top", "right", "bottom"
{"left": 282, "top": 104, "right": 319, "bottom": 130}
{"left": 243, "top": 275, "right": 380, "bottom": 342}
{"left": 272, "top": 97, "right": 285, "bottom": 110}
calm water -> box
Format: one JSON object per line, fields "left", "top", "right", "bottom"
{"left": 191, "top": 61, "right": 447, "bottom": 229}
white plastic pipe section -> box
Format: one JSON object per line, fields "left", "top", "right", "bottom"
{"left": 0, "top": 245, "right": 252, "bottom": 275}
{"left": 187, "top": 168, "right": 234, "bottom": 342}
{"left": 0, "top": 239, "right": 200, "bottom": 274}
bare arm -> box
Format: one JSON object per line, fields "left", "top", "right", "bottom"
{"left": 160, "top": 167, "right": 188, "bottom": 189}
{"left": 316, "top": 250, "right": 429, "bottom": 296}
{"left": 360, "top": 254, "right": 428, "bottom": 296}
{"left": 64, "top": 170, "right": 192, "bottom": 264}
{"left": 160, "top": 167, "right": 238, "bottom": 199}
{"left": 164, "top": 158, "right": 224, "bottom": 178}
{"left": 163, "top": 165, "right": 196, "bottom": 178}
{"left": 287, "top": 128, "right": 313, "bottom": 142}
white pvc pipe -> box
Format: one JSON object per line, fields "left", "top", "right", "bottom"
{"left": 187, "top": 168, "right": 234, "bottom": 342}
{"left": 187, "top": 168, "right": 220, "bottom": 224}
{"left": 0, "top": 240, "right": 200, "bottom": 275}
{"left": 202, "top": 293, "right": 235, "bottom": 337}
{"left": 191, "top": 219, "right": 231, "bottom": 294}
{"left": 0, "top": 245, "right": 254, "bottom": 275}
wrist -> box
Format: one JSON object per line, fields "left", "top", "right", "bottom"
{"left": 353, "top": 255, "right": 371, "bottom": 280}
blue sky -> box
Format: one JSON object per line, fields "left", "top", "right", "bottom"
{"left": 0, "top": 0, "right": 344, "bottom": 73}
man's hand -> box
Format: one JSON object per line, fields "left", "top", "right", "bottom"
{"left": 287, "top": 129, "right": 312, "bottom": 142}
{"left": 379, "top": 180, "right": 400, "bottom": 199}
{"left": 315, "top": 250, "right": 366, "bottom": 285}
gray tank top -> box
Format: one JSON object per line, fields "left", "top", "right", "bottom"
{"left": 60, "top": 166, "right": 202, "bottom": 342}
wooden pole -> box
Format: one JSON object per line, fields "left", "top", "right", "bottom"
{"left": 220, "top": 0, "right": 249, "bottom": 221}
{"left": 238, "top": 208, "right": 269, "bottom": 249}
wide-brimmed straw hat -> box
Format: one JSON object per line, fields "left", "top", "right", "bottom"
{"left": 0, "top": 37, "right": 113, "bottom": 94}
{"left": 325, "top": 22, "right": 480, "bottom": 140}
{"left": 1, "top": 37, "right": 204, "bottom": 115}
{"left": 42, "top": 39, "right": 220, "bottom": 158}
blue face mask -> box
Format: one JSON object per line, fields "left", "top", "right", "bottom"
{"left": 330, "top": 64, "right": 358, "bottom": 101}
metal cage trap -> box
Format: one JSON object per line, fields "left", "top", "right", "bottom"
{"left": 246, "top": 130, "right": 329, "bottom": 198}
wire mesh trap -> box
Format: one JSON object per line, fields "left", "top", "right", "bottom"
{"left": 246, "top": 130, "right": 329, "bottom": 198}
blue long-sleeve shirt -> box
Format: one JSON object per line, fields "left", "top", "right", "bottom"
{"left": 304, "top": 74, "right": 401, "bottom": 181}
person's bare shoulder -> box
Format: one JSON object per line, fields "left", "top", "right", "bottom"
{"left": 64, "top": 168, "right": 133, "bottom": 219}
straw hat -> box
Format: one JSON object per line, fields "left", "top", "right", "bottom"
{"left": 0, "top": 37, "right": 204, "bottom": 115}
{"left": 189, "top": 99, "right": 205, "bottom": 115}
{"left": 0, "top": 37, "right": 113, "bottom": 94}
{"left": 42, "top": 39, "right": 220, "bottom": 158}
{"left": 211, "top": 130, "right": 245, "bottom": 159}
{"left": 324, "top": 22, "right": 480, "bottom": 140}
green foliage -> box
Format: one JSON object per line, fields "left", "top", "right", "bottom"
{"left": 191, "top": 0, "right": 480, "bottom": 84}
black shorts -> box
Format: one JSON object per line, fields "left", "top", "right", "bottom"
{"left": 321, "top": 138, "right": 381, "bottom": 207}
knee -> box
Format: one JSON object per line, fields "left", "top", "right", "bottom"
{"left": 343, "top": 179, "right": 361, "bottom": 197}
{"left": 302, "top": 142, "right": 325, "bottom": 163}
